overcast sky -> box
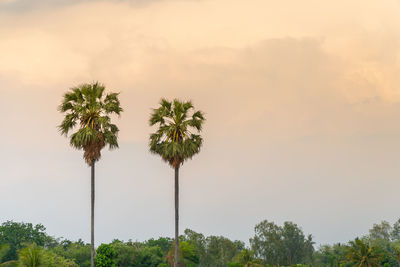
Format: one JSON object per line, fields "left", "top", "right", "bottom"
{"left": 1, "top": 0, "right": 400, "bottom": 246}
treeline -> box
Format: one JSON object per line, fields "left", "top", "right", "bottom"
{"left": 1, "top": 219, "right": 400, "bottom": 266}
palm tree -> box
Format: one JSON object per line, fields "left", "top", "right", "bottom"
{"left": 58, "top": 82, "right": 122, "bottom": 267}
{"left": 347, "top": 238, "right": 380, "bottom": 267}
{"left": 149, "top": 99, "right": 205, "bottom": 267}
{"left": 232, "top": 249, "right": 263, "bottom": 267}
{"left": 18, "top": 244, "right": 42, "bottom": 267}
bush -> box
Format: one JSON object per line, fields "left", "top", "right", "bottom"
{"left": 42, "top": 250, "right": 77, "bottom": 267}
{"left": 95, "top": 244, "right": 116, "bottom": 267}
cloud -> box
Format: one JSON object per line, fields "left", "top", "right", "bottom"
{"left": 1, "top": 0, "right": 400, "bottom": 143}
{"left": 0, "top": 0, "right": 165, "bottom": 12}
{"left": 1, "top": 0, "right": 400, "bottom": 147}
{"left": 0, "top": 0, "right": 18, "bottom": 4}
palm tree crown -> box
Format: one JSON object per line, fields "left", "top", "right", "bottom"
{"left": 18, "top": 244, "right": 43, "bottom": 267}
{"left": 347, "top": 238, "right": 380, "bottom": 267}
{"left": 149, "top": 99, "right": 205, "bottom": 168}
{"left": 58, "top": 82, "right": 122, "bottom": 165}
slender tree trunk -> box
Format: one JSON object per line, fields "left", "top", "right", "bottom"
{"left": 174, "top": 166, "right": 179, "bottom": 267}
{"left": 91, "top": 161, "right": 95, "bottom": 267}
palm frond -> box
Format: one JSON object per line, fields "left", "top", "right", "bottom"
{"left": 58, "top": 82, "right": 122, "bottom": 165}
{"left": 149, "top": 99, "right": 205, "bottom": 168}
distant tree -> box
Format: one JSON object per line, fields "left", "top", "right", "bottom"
{"left": 146, "top": 237, "right": 173, "bottom": 256}
{"left": 304, "top": 234, "right": 315, "bottom": 263}
{"left": 250, "top": 220, "right": 282, "bottom": 265}
{"left": 369, "top": 221, "right": 392, "bottom": 241}
{"left": 368, "top": 221, "right": 398, "bottom": 266}
{"left": 51, "top": 240, "right": 91, "bottom": 267}
{"left": 0, "top": 221, "right": 54, "bottom": 261}
{"left": 204, "top": 236, "right": 243, "bottom": 267}
{"left": 41, "top": 250, "right": 77, "bottom": 267}
{"left": 167, "top": 241, "right": 199, "bottom": 267}
{"left": 149, "top": 99, "right": 205, "bottom": 267}
{"left": 111, "top": 241, "right": 139, "bottom": 267}
{"left": 250, "top": 220, "right": 313, "bottom": 266}
{"left": 392, "top": 219, "right": 400, "bottom": 241}
{"left": 111, "top": 240, "right": 166, "bottom": 267}
{"left": 281, "top": 221, "right": 307, "bottom": 265}
{"left": 313, "top": 243, "right": 350, "bottom": 267}
{"left": 182, "top": 229, "right": 245, "bottom": 267}
{"left": 347, "top": 238, "right": 380, "bottom": 267}
{"left": 183, "top": 229, "right": 206, "bottom": 263}
{"left": 137, "top": 246, "right": 164, "bottom": 266}
{"left": 95, "top": 244, "right": 115, "bottom": 267}
{"left": 58, "top": 82, "right": 123, "bottom": 267}
{"left": 229, "top": 249, "right": 263, "bottom": 267}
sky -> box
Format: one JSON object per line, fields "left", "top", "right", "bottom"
{"left": 1, "top": 0, "right": 400, "bottom": 247}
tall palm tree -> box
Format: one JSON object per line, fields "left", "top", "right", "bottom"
{"left": 149, "top": 99, "right": 205, "bottom": 267}
{"left": 347, "top": 238, "right": 380, "bottom": 267}
{"left": 58, "top": 82, "right": 122, "bottom": 267}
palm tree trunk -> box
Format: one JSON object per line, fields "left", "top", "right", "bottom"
{"left": 174, "top": 166, "right": 179, "bottom": 267}
{"left": 91, "top": 161, "right": 95, "bottom": 267}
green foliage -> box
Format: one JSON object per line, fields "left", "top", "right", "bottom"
{"left": 58, "top": 82, "right": 123, "bottom": 165}
{"left": 0, "top": 262, "right": 17, "bottom": 267}
{"left": 182, "top": 229, "right": 244, "bottom": 267}
{"left": 204, "top": 236, "right": 242, "bottom": 267}
{"left": 0, "top": 222, "right": 54, "bottom": 262}
{"left": 0, "top": 245, "right": 10, "bottom": 263}
{"left": 0, "top": 244, "right": 17, "bottom": 266}
{"left": 180, "top": 241, "right": 200, "bottom": 266}
{"left": 149, "top": 98, "right": 205, "bottom": 168}
{"left": 95, "top": 244, "right": 115, "bottom": 267}
{"left": 111, "top": 240, "right": 167, "bottom": 267}
{"left": 391, "top": 242, "right": 400, "bottom": 265}
{"left": 51, "top": 240, "right": 91, "bottom": 267}
{"left": 392, "top": 219, "right": 400, "bottom": 241}
{"left": 347, "top": 238, "right": 380, "bottom": 267}
{"left": 111, "top": 240, "right": 139, "bottom": 266}
{"left": 250, "top": 220, "right": 314, "bottom": 266}
{"left": 137, "top": 246, "right": 165, "bottom": 266}
{"left": 18, "top": 244, "right": 43, "bottom": 267}
{"left": 183, "top": 229, "right": 206, "bottom": 264}
{"left": 369, "top": 221, "right": 392, "bottom": 241}
{"left": 313, "top": 243, "right": 350, "bottom": 267}
{"left": 230, "top": 249, "right": 263, "bottom": 267}
{"left": 7, "top": 219, "right": 400, "bottom": 267}
{"left": 167, "top": 241, "right": 199, "bottom": 267}
{"left": 146, "top": 237, "right": 173, "bottom": 256}
{"left": 41, "top": 250, "right": 77, "bottom": 267}
{"left": 367, "top": 220, "right": 400, "bottom": 266}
